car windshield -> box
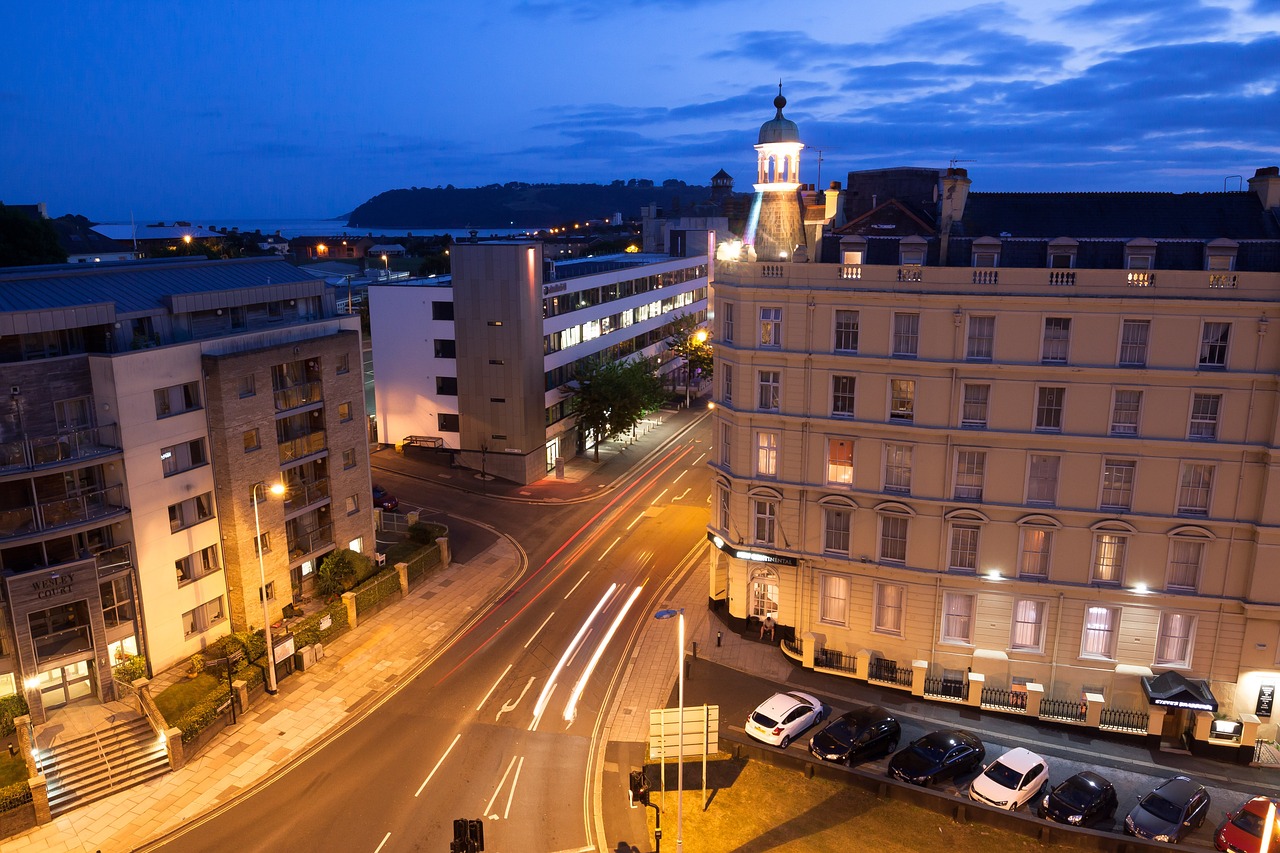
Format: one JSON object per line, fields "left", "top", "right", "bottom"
{"left": 822, "top": 720, "right": 854, "bottom": 746}
{"left": 751, "top": 711, "right": 779, "bottom": 728}
{"left": 1140, "top": 793, "right": 1184, "bottom": 824}
{"left": 1231, "top": 809, "right": 1267, "bottom": 838}
{"left": 1054, "top": 778, "right": 1098, "bottom": 809}
{"left": 914, "top": 739, "right": 948, "bottom": 762}
{"left": 983, "top": 761, "right": 1022, "bottom": 788}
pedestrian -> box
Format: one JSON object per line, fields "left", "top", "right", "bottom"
{"left": 760, "top": 613, "right": 775, "bottom": 641}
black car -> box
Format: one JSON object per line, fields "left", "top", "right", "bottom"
{"left": 809, "top": 706, "right": 901, "bottom": 765}
{"left": 372, "top": 484, "right": 399, "bottom": 511}
{"left": 1040, "top": 770, "right": 1118, "bottom": 827}
{"left": 887, "top": 729, "right": 984, "bottom": 786}
{"left": 1124, "top": 775, "right": 1210, "bottom": 844}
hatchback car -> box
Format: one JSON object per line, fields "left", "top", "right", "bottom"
{"left": 1216, "top": 796, "right": 1280, "bottom": 852}
{"left": 372, "top": 484, "right": 399, "bottom": 511}
{"left": 969, "top": 747, "right": 1049, "bottom": 811}
{"left": 1040, "top": 770, "right": 1118, "bottom": 828}
{"left": 887, "top": 729, "right": 984, "bottom": 786}
{"left": 809, "top": 706, "right": 901, "bottom": 765}
{"left": 745, "top": 691, "right": 825, "bottom": 748}
{"left": 1124, "top": 775, "right": 1210, "bottom": 844}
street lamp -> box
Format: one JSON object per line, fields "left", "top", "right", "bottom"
{"left": 685, "top": 328, "right": 708, "bottom": 408}
{"left": 381, "top": 252, "right": 389, "bottom": 272}
{"left": 654, "top": 608, "right": 684, "bottom": 853}
{"left": 252, "top": 481, "right": 285, "bottom": 694}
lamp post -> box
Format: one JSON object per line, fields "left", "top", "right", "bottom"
{"left": 252, "top": 482, "right": 285, "bottom": 694}
{"left": 381, "top": 252, "right": 389, "bottom": 272}
{"left": 654, "top": 608, "right": 684, "bottom": 853}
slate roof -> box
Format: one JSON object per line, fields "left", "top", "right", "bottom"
{"left": 92, "top": 223, "right": 223, "bottom": 242}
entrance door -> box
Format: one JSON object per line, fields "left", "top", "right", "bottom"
{"left": 37, "top": 660, "right": 95, "bottom": 709}
{"left": 545, "top": 437, "right": 560, "bottom": 472}
{"left": 749, "top": 567, "right": 779, "bottom": 619}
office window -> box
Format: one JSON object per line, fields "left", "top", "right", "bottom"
{"left": 1168, "top": 538, "right": 1204, "bottom": 591}
{"left": 757, "top": 370, "right": 780, "bottom": 411}
{"left": 1027, "top": 455, "right": 1060, "bottom": 505}
{"left": 824, "top": 506, "right": 852, "bottom": 554}
{"left": 343, "top": 448, "right": 356, "bottom": 469}
{"left": 752, "top": 498, "right": 777, "bottom": 545}
{"left": 948, "top": 524, "right": 980, "bottom": 572}
{"left": 1119, "top": 320, "right": 1150, "bottom": 367}
{"left": 889, "top": 379, "right": 915, "bottom": 422}
{"left": 941, "top": 592, "right": 975, "bottom": 645}
{"left": 760, "top": 307, "right": 782, "bottom": 348}
{"left": 892, "top": 313, "right": 920, "bottom": 357}
{"left": 1110, "top": 390, "right": 1142, "bottom": 436}
{"left": 819, "top": 574, "right": 850, "bottom": 625}
{"left": 884, "top": 444, "right": 912, "bottom": 494}
{"left": 873, "top": 583, "right": 905, "bottom": 635}
{"left": 722, "top": 302, "right": 734, "bottom": 344}
{"left": 345, "top": 494, "right": 359, "bottom": 515}
{"left": 954, "top": 451, "right": 985, "bottom": 501}
{"left": 1019, "top": 527, "right": 1052, "bottom": 578}
{"left": 436, "top": 376, "right": 458, "bottom": 396}
{"left": 243, "top": 429, "right": 260, "bottom": 453}
{"left": 154, "top": 381, "right": 201, "bottom": 418}
{"left": 1092, "top": 533, "right": 1127, "bottom": 584}
{"left": 1011, "top": 599, "right": 1046, "bottom": 652}
{"left": 721, "top": 363, "right": 733, "bottom": 406}
{"left": 879, "top": 514, "right": 908, "bottom": 563}
{"left": 339, "top": 402, "right": 353, "bottom": 422}
{"left": 1100, "top": 460, "right": 1135, "bottom": 510}
{"left": 1177, "top": 464, "right": 1213, "bottom": 515}
{"left": 831, "top": 375, "right": 856, "bottom": 417}
{"left": 755, "top": 431, "right": 778, "bottom": 478}
{"left": 1199, "top": 322, "right": 1230, "bottom": 368}
{"left": 1189, "top": 393, "right": 1221, "bottom": 440}
{"left": 1035, "top": 387, "right": 1064, "bottom": 431}
{"left": 834, "top": 310, "right": 859, "bottom": 353}
{"left": 1081, "top": 605, "right": 1119, "bottom": 659}
{"left": 966, "top": 316, "right": 994, "bottom": 360}
{"left": 1041, "top": 317, "right": 1071, "bottom": 363}
{"left": 176, "top": 545, "right": 220, "bottom": 584}
{"left": 1155, "top": 612, "right": 1196, "bottom": 667}
{"left": 720, "top": 423, "right": 732, "bottom": 467}
{"left": 961, "top": 384, "right": 989, "bottom": 428}
{"left": 168, "top": 492, "right": 214, "bottom": 533}
{"left": 826, "top": 438, "right": 853, "bottom": 485}
{"left": 160, "top": 438, "right": 207, "bottom": 476}
{"left": 717, "top": 485, "right": 730, "bottom": 530}
{"left": 434, "top": 339, "right": 456, "bottom": 359}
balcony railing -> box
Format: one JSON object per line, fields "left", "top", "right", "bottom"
{"left": 273, "top": 381, "right": 324, "bottom": 413}
{"left": 33, "top": 624, "right": 92, "bottom": 663}
{"left": 972, "top": 270, "right": 998, "bottom": 285}
{"left": 95, "top": 543, "right": 133, "bottom": 577}
{"left": 813, "top": 647, "right": 857, "bottom": 674}
{"left": 0, "top": 424, "right": 121, "bottom": 475}
{"left": 282, "top": 478, "right": 330, "bottom": 512}
{"left": 287, "top": 523, "right": 334, "bottom": 561}
{"left": 278, "top": 431, "right": 326, "bottom": 464}
{"left": 0, "top": 485, "right": 126, "bottom": 539}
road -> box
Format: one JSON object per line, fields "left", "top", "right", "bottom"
{"left": 155, "top": 421, "right": 715, "bottom": 853}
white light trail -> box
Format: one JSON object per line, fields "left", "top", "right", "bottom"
{"left": 563, "top": 584, "right": 644, "bottom": 723}
{"left": 532, "top": 584, "right": 617, "bottom": 721}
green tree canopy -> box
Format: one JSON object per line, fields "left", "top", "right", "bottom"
{"left": 0, "top": 205, "right": 67, "bottom": 266}
{"left": 565, "top": 356, "right": 665, "bottom": 460}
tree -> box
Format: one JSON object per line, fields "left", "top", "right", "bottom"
{"left": 315, "top": 548, "right": 367, "bottom": 598}
{"left": 0, "top": 205, "right": 67, "bottom": 266}
{"left": 665, "top": 313, "right": 714, "bottom": 405}
{"left": 565, "top": 356, "right": 664, "bottom": 461}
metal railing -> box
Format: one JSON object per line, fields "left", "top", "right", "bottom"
{"left": 814, "top": 647, "right": 857, "bottom": 674}
{"left": 781, "top": 636, "right": 802, "bottom": 657}
{"left": 0, "top": 424, "right": 121, "bottom": 474}
{"left": 1040, "top": 697, "right": 1088, "bottom": 722}
{"left": 980, "top": 687, "right": 1028, "bottom": 712}
{"left": 278, "top": 431, "right": 326, "bottom": 464}
{"left": 282, "top": 478, "right": 329, "bottom": 512}
{"left": 273, "top": 381, "right": 323, "bottom": 412}
{"left": 0, "top": 485, "right": 126, "bottom": 539}
{"left": 287, "top": 523, "right": 334, "bottom": 561}
{"left": 923, "top": 676, "right": 968, "bottom": 701}
{"left": 95, "top": 543, "right": 133, "bottom": 577}
{"left": 1099, "top": 707, "right": 1149, "bottom": 733}
{"left": 868, "top": 658, "right": 912, "bottom": 687}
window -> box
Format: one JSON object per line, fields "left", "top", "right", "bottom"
{"left": 1081, "top": 605, "right": 1119, "bottom": 659}
{"left": 154, "top": 381, "right": 201, "bottom": 418}
{"left": 100, "top": 577, "right": 135, "bottom": 628}
{"left": 345, "top": 494, "right": 359, "bottom": 515}
{"left": 349, "top": 537, "right": 363, "bottom": 553}
{"left": 1119, "top": 320, "right": 1150, "bottom": 367}
{"left": 1189, "top": 393, "right": 1221, "bottom": 440}
{"left": 343, "top": 448, "right": 356, "bottom": 469}
{"left": 884, "top": 444, "right": 912, "bottom": 493}
{"left": 889, "top": 379, "right": 915, "bottom": 422}
{"left": 1199, "top": 322, "right": 1230, "bottom": 368}
{"left": 961, "top": 384, "right": 989, "bottom": 428}
{"left": 892, "top": 313, "right": 920, "bottom": 357}
{"left": 1100, "top": 460, "right": 1135, "bottom": 510}
{"left": 717, "top": 484, "right": 730, "bottom": 530}
{"left": 826, "top": 438, "right": 853, "bottom": 485}
{"left": 941, "top": 592, "right": 975, "bottom": 644}
{"left": 434, "top": 339, "right": 457, "bottom": 359}
{"left": 873, "top": 583, "right": 905, "bottom": 635}
{"left": 54, "top": 397, "right": 92, "bottom": 430}
{"left": 1177, "top": 464, "right": 1213, "bottom": 515}
{"left": 438, "top": 414, "right": 459, "bottom": 432}
{"left": 757, "top": 370, "right": 780, "bottom": 411}
{"left": 834, "top": 310, "right": 859, "bottom": 353}
{"left": 1027, "top": 455, "right": 1060, "bottom": 505}
{"left": 239, "top": 374, "right": 256, "bottom": 398}
{"left": 966, "top": 316, "right": 994, "bottom": 360}
{"left": 432, "top": 300, "right": 454, "bottom": 321}
{"left": 831, "top": 375, "right": 855, "bottom": 417}
{"left": 259, "top": 581, "right": 276, "bottom": 602}
{"left": 819, "top": 574, "right": 849, "bottom": 625}
{"left": 722, "top": 302, "right": 734, "bottom": 344}
{"left": 1035, "top": 387, "right": 1064, "bottom": 431}
{"left": 1110, "top": 390, "right": 1142, "bottom": 436}
{"left": 160, "top": 438, "right": 207, "bottom": 476}
{"left": 168, "top": 492, "right": 214, "bottom": 533}
{"left": 948, "top": 524, "right": 980, "bottom": 572}
{"left": 1011, "top": 599, "right": 1046, "bottom": 652}
{"left": 760, "top": 307, "right": 782, "bottom": 347}
{"left": 752, "top": 498, "right": 777, "bottom": 545}
{"left": 1019, "top": 527, "right": 1052, "bottom": 578}
{"left": 175, "top": 545, "right": 220, "bottom": 584}
{"left": 436, "top": 376, "right": 458, "bottom": 396}
{"left": 255, "top": 531, "right": 271, "bottom": 556}
{"left": 1041, "top": 317, "right": 1071, "bottom": 363}
{"left": 1155, "top": 612, "right": 1196, "bottom": 667}
{"left": 1092, "top": 533, "right": 1127, "bottom": 583}
{"left": 824, "top": 506, "right": 851, "bottom": 554}
{"left": 755, "top": 431, "right": 778, "bottom": 477}
{"left": 243, "top": 429, "right": 260, "bottom": 452}
{"left": 336, "top": 353, "right": 350, "bottom": 374}
{"left": 720, "top": 423, "right": 732, "bottom": 467}
{"left": 183, "top": 596, "right": 227, "bottom": 638}
{"left": 339, "top": 402, "right": 353, "bottom": 422}
{"left": 721, "top": 363, "right": 733, "bottom": 406}
{"left": 954, "top": 451, "right": 985, "bottom": 501}
{"left": 1168, "top": 538, "right": 1204, "bottom": 590}
{"left": 879, "top": 514, "right": 908, "bottom": 563}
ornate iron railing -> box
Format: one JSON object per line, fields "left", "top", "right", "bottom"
{"left": 924, "top": 675, "right": 968, "bottom": 701}
{"left": 981, "top": 687, "right": 1028, "bottom": 712}
{"left": 1040, "top": 697, "right": 1088, "bottom": 722}
{"left": 1099, "top": 707, "right": 1149, "bottom": 733}
{"left": 814, "top": 647, "right": 857, "bottom": 674}
{"left": 868, "top": 657, "right": 912, "bottom": 687}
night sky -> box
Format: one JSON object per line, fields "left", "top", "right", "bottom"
{"left": 3, "top": 0, "right": 1278, "bottom": 220}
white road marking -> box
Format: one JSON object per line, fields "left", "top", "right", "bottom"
{"left": 650, "top": 489, "right": 668, "bottom": 505}
{"left": 692, "top": 452, "right": 706, "bottom": 464}
{"left": 626, "top": 512, "right": 645, "bottom": 530}
{"left": 496, "top": 676, "right": 535, "bottom": 723}
{"left": 485, "top": 755, "right": 519, "bottom": 818}
{"left": 567, "top": 628, "right": 592, "bottom": 667}
{"left": 673, "top": 488, "right": 690, "bottom": 501}
{"left": 598, "top": 537, "right": 620, "bottom": 560}
{"left": 673, "top": 470, "right": 686, "bottom": 483}
{"left": 374, "top": 832, "right": 391, "bottom": 853}
{"left": 524, "top": 612, "right": 555, "bottom": 648}
{"left": 415, "top": 733, "right": 461, "bottom": 797}
{"left": 477, "top": 664, "right": 513, "bottom": 711}
{"left": 564, "top": 572, "right": 590, "bottom": 599}
{"left": 504, "top": 756, "right": 525, "bottom": 819}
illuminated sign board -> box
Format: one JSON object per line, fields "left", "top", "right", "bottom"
{"left": 705, "top": 532, "right": 798, "bottom": 567}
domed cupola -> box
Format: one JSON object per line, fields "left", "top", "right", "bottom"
{"left": 754, "top": 84, "right": 804, "bottom": 193}
{"left": 757, "top": 90, "right": 800, "bottom": 145}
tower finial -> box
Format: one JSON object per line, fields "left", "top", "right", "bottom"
{"left": 773, "top": 81, "right": 787, "bottom": 115}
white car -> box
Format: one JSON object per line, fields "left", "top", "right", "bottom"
{"left": 744, "top": 691, "right": 826, "bottom": 748}
{"left": 969, "top": 747, "right": 1049, "bottom": 810}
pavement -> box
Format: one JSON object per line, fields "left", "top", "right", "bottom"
{"left": 6, "top": 396, "right": 1276, "bottom": 853}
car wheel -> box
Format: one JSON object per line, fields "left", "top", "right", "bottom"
{"left": 885, "top": 737, "right": 899, "bottom": 755}
{"left": 780, "top": 735, "right": 791, "bottom": 749}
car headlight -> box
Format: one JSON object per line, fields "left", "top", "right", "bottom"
{"left": 1152, "top": 834, "right": 1171, "bottom": 844}
{"left": 1041, "top": 795, "right": 1050, "bottom": 811}
{"left": 1067, "top": 814, "right": 1084, "bottom": 825}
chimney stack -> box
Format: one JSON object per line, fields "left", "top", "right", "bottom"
{"left": 1249, "top": 166, "right": 1280, "bottom": 210}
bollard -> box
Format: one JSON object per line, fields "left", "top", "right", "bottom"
{"left": 717, "top": 630, "right": 722, "bottom": 647}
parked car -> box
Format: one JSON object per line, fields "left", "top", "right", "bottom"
{"left": 372, "top": 484, "right": 399, "bottom": 511}
{"left": 969, "top": 747, "right": 1049, "bottom": 811}
{"left": 1124, "top": 775, "right": 1210, "bottom": 844}
{"left": 1215, "top": 795, "right": 1280, "bottom": 852}
{"left": 745, "top": 691, "right": 826, "bottom": 748}
{"left": 887, "top": 729, "right": 984, "bottom": 787}
{"left": 809, "top": 705, "right": 901, "bottom": 765}
{"left": 1040, "top": 770, "right": 1118, "bottom": 827}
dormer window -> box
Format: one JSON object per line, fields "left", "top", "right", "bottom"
{"left": 1125, "top": 238, "right": 1157, "bottom": 270}
{"left": 1127, "top": 255, "right": 1152, "bottom": 270}
{"left": 971, "top": 237, "right": 1001, "bottom": 268}
{"left": 1047, "top": 237, "right": 1078, "bottom": 269}
{"left": 1205, "top": 238, "right": 1238, "bottom": 272}
{"left": 899, "top": 236, "right": 927, "bottom": 266}
{"left": 839, "top": 235, "right": 866, "bottom": 266}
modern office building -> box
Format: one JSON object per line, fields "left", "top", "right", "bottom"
{"left": 709, "top": 92, "right": 1280, "bottom": 747}
{"left": 0, "top": 257, "right": 372, "bottom": 722}
{"left": 370, "top": 240, "right": 711, "bottom": 484}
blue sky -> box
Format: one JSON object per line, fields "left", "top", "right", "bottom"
{"left": 2, "top": 0, "right": 1277, "bottom": 220}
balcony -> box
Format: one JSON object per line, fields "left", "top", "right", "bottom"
{"left": 0, "top": 425, "right": 121, "bottom": 476}
{"left": 282, "top": 477, "right": 329, "bottom": 513}
{"left": 274, "top": 381, "right": 323, "bottom": 413}
{"left": 278, "top": 431, "right": 326, "bottom": 464}
{"left": 0, "top": 485, "right": 127, "bottom": 540}
{"left": 287, "top": 522, "right": 333, "bottom": 562}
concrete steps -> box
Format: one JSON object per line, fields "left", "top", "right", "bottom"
{"left": 40, "top": 716, "right": 169, "bottom": 816}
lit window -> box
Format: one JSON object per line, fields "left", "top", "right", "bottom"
{"left": 819, "top": 574, "right": 849, "bottom": 626}
{"left": 755, "top": 431, "right": 778, "bottom": 478}
{"left": 826, "top": 438, "right": 853, "bottom": 485}
{"left": 760, "top": 307, "right": 782, "bottom": 348}
{"left": 1010, "top": 599, "right": 1046, "bottom": 652}
{"left": 941, "top": 592, "right": 975, "bottom": 645}
{"left": 1019, "top": 527, "right": 1052, "bottom": 578}
{"left": 1155, "top": 612, "right": 1196, "bottom": 667}
{"left": 874, "top": 583, "right": 905, "bottom": 635}
{"left": 1092, "top": 533, "right": 1127, "bottom": 584}
{"left": 889, "top": 379, "right": 915, "bottom": 422}
{"left": 1081, "top": 605, "right": 1119, "bottom": 659}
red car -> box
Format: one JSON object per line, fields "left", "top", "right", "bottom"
{"left": 372, "top": 484, "right": 399, "bottom": 511}
{"left": 1216, "top": 796, "right": 1280, "bottom": 852}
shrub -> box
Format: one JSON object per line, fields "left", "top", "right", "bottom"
{"left": 188, "top": 654, "right": 206, "bottom": 676}
{"left": 173, "top": 686, "right": 232, "bottom": 743}
{"left": 0, "top": 694, "right": 29, "bottom": 738}
{"left": 408, "top": 522, "right": 447, "bottom": 545}
{"left": 290, "top": 600, "right": 350, "bottom": 649}
{"left": 316, "top": 548, "right": 367, "bottom": 597}
{"left": 112, "top": 653, "right": 147, "bottom": 684}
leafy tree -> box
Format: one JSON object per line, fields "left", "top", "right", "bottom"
{"left": 565, "top": 356, "right": 664, "bottom": 461}
{"left": 315, "top": 548, "right": 366, "bottom": 597}
{"left": 665, "top": 313, "right": 714, "bottom": 401}
{"left": 0, "top": 205, "right": 67, "bottom": 266}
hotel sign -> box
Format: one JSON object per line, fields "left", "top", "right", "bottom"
{"left": 705, "top": 532, "right": 799, "bottom": 567}
{"left": 1258, "top": 684, "right": 1276, "bottom": 717}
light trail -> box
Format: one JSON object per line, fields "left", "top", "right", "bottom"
{"left": 531, "top": 584, "right": 618, "bottom": 720}
{"left": 563, "top": 584, "right": 644, "bottom": 723}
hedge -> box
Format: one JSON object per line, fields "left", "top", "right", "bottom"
{"left": 0, "top": 695, "right": 29, "bottom": 738}
{"left": 290, "top": 600, "right": 350, "bottom": 649}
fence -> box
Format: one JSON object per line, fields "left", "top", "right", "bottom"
{"left": 868, "top": 658, "right": 912, "bottom": 687}
{"left": 353, "top": 570, "right": 402, "bottom": 618}
{"left": 980, "top": 687, "right": 1027, "bottom": 712}
{"left": 1039, "top": 697, "right": 1088, "bottom": 722}
{"left": 923, "top": 675, "right": 968, "bottom": 701}
{"left": 404, "top": 544, "right": 442, "bottom": 588}
{"left": 1099, "top": 707, "right": 1149, "bottom": 734}
{"left": 813, "top": 647, "right": 857, "bottom": 675}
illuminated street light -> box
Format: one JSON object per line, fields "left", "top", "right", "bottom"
{"left": 381, "top": 252, "right": 389, "bottom": 272}
{"left": 252, "top": 481, "right": 285, "bottom": 694}
{"left": 182, "top": 234, "right": 193, "bottom": 245}
{"left": 654, "top": 608, "right": 685, "bottom": 853}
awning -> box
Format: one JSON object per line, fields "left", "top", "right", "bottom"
{"left": 1141, "top": 670, "right": 1218, "bottom": 712}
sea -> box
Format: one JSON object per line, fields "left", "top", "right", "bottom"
{"left": 93, "top": 218, "right": 542, "bottom": 240}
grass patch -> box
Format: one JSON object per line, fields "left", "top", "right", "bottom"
{"left": 0, "top": 752, "right": 26, "bottom": 787}
{"left": 645, "top": 758, "right": 1047, "bottom": 853}
{"left": 154, "top": 673, "right": 222, "bottom": 724}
